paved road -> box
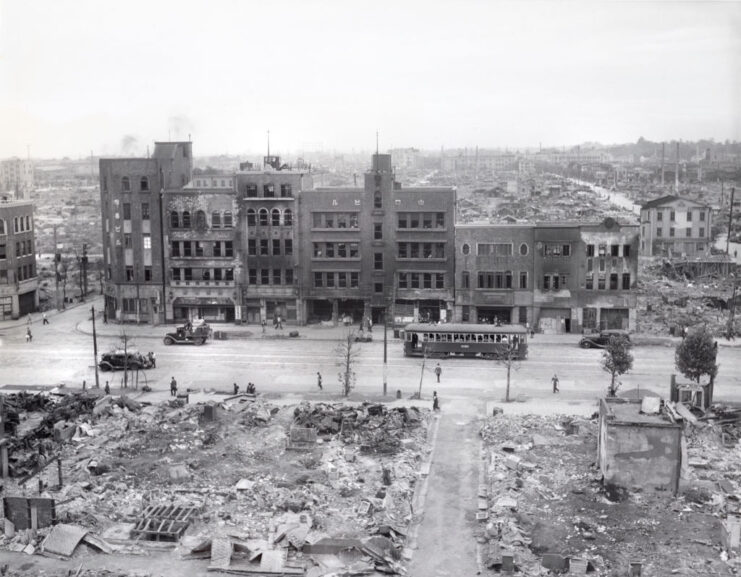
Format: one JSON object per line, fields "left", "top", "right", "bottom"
{"left": 1, "top": 298, "right": 740, "bottom": 402}
{"left": 409, "top": 398, "right": 482, "bottom": 576}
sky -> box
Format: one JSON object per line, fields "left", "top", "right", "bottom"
{"left": 1, "top": 0, "right": 740, "bottom": 158}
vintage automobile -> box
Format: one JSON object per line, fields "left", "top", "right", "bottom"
{"left": 98, "top": 350, "right": 153, "bottom": 371}
{"left": 163, "top": 320, "right": 212, "bottom": 345}
{"left": 578, "top": 329, "right": 631, "bottom": 349}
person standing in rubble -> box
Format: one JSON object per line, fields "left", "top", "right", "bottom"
{"left": 170, "top": 376, "right": 178, "bottom": 397}
{"left": 552, "top": 373, "right": 560, "bottom": 393}
{"left": 26, "top": 327, "right": 32, "bottom": 342}
{"left": 317, "top": 372, "right": 323, "bottom": 391}
{"left": 433, "top": 391, "right": 440, "bottom": 411}
{"left": 434, "top": 363, "right": 442, "bottom": 383}
{"left": 261, "top": 318, "right": 267, "bottom": 334}
{"left": 104, "top": 381, "right": 110, "bottom": 395}
{"left": 233, "top": 382, "right": 239, "bottom": 395}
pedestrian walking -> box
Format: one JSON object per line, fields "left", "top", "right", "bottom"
{"left": 276, "top": 315, "right": 283, "bottom": 330}
{"left": 434, "top": 363, "right": 442, "bottom": 383}
{"left": 103, "top": 310, "right": 108, "bottom": 324}
{"left": 317, "top": 372, "right": 323, "bottom": 391}
{"left": 42, "top": 313, "right": 49, "bottom": 325}
{"left": 368, "top": 318, "right": 373, "bottom": 333}
{"left": 170, "top": 376, "right": 178, "bottom": 397}
{"left": 261, "top": 318, "right": 267, "bottom": 334}
{"left": 104, "top": 381, "right": 110, "bottom": 395}
{"left": 432, "top": 391, "right": 440, "bottom": 411}
{"left": 26, "top": 328, "right": 32, "bottom": 342}
{"left": 233, "top": 382, "right": 239, "bottom": 395}
{"left": 148, "top": 352, "right": 156, "bottom": 368}
{"left": 552, "top": 373, "right": 560, "bottom": 393}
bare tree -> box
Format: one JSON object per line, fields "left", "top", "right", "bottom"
{"left": 496, "top": 342, "right": 521, "bottom": 403}
{"left": 336, "top": 330, "right": 359, "bottom": 397}
{"left": 601, "top": 336, "right": 634, "bottom": 397}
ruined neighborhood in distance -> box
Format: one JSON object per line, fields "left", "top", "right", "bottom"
{"left": 1, "top": 1, "right": 741, "bottom": 575}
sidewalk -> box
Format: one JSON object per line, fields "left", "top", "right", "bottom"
{"left": 0, "top": 298, "right": 95, "bottom": 331}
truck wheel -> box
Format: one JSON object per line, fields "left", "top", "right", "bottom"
{"left": 99, "top": 363, "right": 111, "bottom": 372}
{"left": 580, "top": 341, "right": 592, "bottom": 349}
{"left": 164, "top": 336, "right": 174, "bottom": 345}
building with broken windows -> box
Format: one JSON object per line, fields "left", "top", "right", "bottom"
{"left": 298, "top": 154, "right": 456, "bottom": 325}
{"left": 639, "top": 195, "right": 712, "bottom": 258}
{"left": 0, "top": 197, "right": 38, "bottom": 319}
{"left": 454, "top": 218, "right": 639, "bottom": 332}
{"left": 99, "top": 142, "right": 193, "bottom": 323}
{"left": 236, "top": 159, "right": 311, "bottom": 324}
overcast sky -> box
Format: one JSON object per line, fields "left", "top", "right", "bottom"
{"left": 1, "top": 0, "right": 739, "bottom": 158}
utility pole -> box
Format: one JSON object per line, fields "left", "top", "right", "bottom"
{"left": 91, "top": 305, "right": 100, "bottom": 389}
{"left": 383, "top": 304, "right": 388, "bottom": 396}
{"left": 82, "top": 243, "right": 88, "bottom": 298}
{"left": 53, "top": 226, "right": 60, "bottom": 311}
{"left": 727, "top": 187, "right": 736, "bottom": 257}
{"left": 661, "top": 142, "right": 665, "bottom": 187}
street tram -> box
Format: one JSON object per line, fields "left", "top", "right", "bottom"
{"left": 402, "top": 323, "right": 528, "bottom": 359}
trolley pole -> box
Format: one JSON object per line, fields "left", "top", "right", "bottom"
{"left": 53, "top": 226, "right": 60, "bottom": 311}
{"left": 727, "top": 187, "right": 736, "bottom": 257}
{"left": 91, "top": 305, "right": 100, "bottom": 389}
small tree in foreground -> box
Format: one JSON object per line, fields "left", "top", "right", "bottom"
{"left": 601, "top": 336, "right": 634, "bottom": 397}
{"left": 336, "top": 330, "right": 359, "bottom": 397}
{"left": 675, "top": 325, "right": 718, "bottom": 385}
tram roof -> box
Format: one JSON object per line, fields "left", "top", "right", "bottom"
{"left": 403, "top": 323, "right": 527, "bottom": 334}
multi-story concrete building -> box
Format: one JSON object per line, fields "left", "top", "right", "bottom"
{"left": 298, "top": 154, "right": 456, "bottom": 325}
{"left": 0, "top": 198, "right": 39, "bottom": 319}
{"left": 454, "top": 224, "right": 534, "bottom": 325}
{"left": 0, "top": 158, "right": 35, "bottom": 200}
{"left": 99, "top": 142, "right": 193, "bottom": 323}
{"left": 639, "top": 195, "right": 712, "bottom": 258}
{"left": 166, "top": 172, "right": 238, "bottom": 323}
{"left": 236, "top": 158, "right": 311, "bottom": 324}
{"left": 455, "top": 218, "right": 639, "bottom": 333}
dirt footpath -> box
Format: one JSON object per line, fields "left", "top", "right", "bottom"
{"left": 408, "top": 397, "right": 481, "bottom": 576}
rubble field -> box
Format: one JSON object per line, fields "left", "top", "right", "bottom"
{"left": 478, "top": 412, "right": 741, "bottom": 576}
{"left": 0, "top": 392, "right": 432, "bottom": 576}
{"left": 636, "top": 259, "right": 739, "bottom": 338}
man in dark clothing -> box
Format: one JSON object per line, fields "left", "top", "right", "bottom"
{"left": 434, "top": 363, "right": 442, "bottom": 383}
{"left": 104, "top": 381, "right": 110, "bottom": 395}
{"left": 317, "top": 372, "right": 323, "bottom": 391}
{"left": 233, "top": 382, "right": 239, "bottom": 395}
{"left": 433, "top": 391, "right": 440, "bottom": 411}
{"left": 552, "top": 374, "right": 560, "bottom": 393}
{"left": 170, "top": 377, "right": 178, "bottom": 397}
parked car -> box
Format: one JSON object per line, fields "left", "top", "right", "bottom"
{"left": 163, "top": 320, "right": 212, "bottom": 345}
{"left": 579, "top": 329, "right": 631, "bottom": 349}
{"left": 99, "top": 350, "right": 153, "bottom": 371}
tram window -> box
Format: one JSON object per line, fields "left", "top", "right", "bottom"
{"left": 477, "top": 335, "right": 483, "bottom": 342}
{"left": 453, "top": 334, "right": 459, "bottom": 342}
{"left": 496, "top": 335, "right": 502, "bottom": 343}
{"left": 513, "top": 336, "right": 519, "bottom": 346}
{"left": 502, "top": 336, "right": 509, "bottom": 344}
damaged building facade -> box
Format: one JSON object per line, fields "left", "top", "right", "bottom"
{"left": 237, "top": 159, "right": 311, "bottom": 325}
{"left": 0, "top": 198, "right": 39, "bottom": 319}
{"left": 298, "top": 154, "right": 456, "bottom": 324}
{"left": 639, "top": 195, "right": 713, "bottom": 258}
{"left": 100, "top": 142, "right": 193, "bottom": 323}
{"left": 455, "top": 218, "right": 639, "bottom": 332}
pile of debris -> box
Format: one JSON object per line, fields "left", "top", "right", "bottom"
{"left": 0, "top": 394, "right": 430, "bottom": 576}
{"left": 292, "top": 402, "right": 424, "bottom": 454}
{"left": 477, "top": 412, "right": 740, "bottom": 576}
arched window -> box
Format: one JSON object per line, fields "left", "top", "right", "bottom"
{"left": 182, "top": 211, "right": 191, "bottom": 228}
{"left": 195, "top": 210, "right": 207, "bottom": 229}
{"left": 223, "top": 211, "right": 233, "bottom": 228}
{"left": 247, "top": 208, "right": 256, "bottom": 226}
{"left": 0, "top": 219, "right": 5, "bottom": 235}
{"left": 271, "top": 208, "right": 281, "bottom": 226}
{"left": 259, "top": 208, "right": 269, "bottom": 226}
{"left": 212, "top": 211, "right": 221, "bottom": 228}
{"left": 170, "top": 211, "right": 180, "bottom": 228}
{"left": 122, "top": 177, "right": 131, "bottom": 192}
{"left": 283, "top": 208, "right": 293, "bottom": 226}
{"left": 140, "top": 177, "right": 149, "bottom": 192}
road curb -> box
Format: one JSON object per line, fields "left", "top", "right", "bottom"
{"left": 402, "top": 410, "right": 441, "bottom": 563}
